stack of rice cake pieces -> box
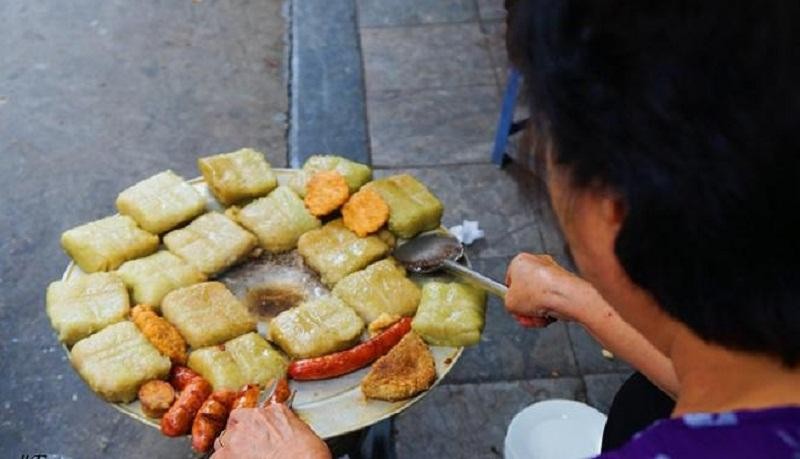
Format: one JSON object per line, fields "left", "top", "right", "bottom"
{"left": 53, "top": 149, "right": 295, "bottom": 403}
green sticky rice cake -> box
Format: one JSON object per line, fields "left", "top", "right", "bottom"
{"left": 364, "top": 174, "right": 443, "bottom": 239}
{"left": 297, "top": 219, "right": 390, "bottom": 287}
{"left": 164, "top": 212, "right": 258, "bottom": 276}
{"left": 198, "top": 148, "right": 278, "bottom": 205}
{"left": 269, "top": 296, "right": 364, "bottom": 359}
{"left": 161, "top": 282, "right": 256, "bottom": 349}
{"left": 411, "top": 281, "right": 487, "bottom": 347}
{"left": 188, "top": 332, "right": 288, "bottom": 391}
{"left": 69, "top": 321, "right": 171, "bottom": 402}
{"left": 116, "top": 170, "right": 206, "bottom": 234}
{"left": 117, "top": 250, "right": 206, "bottom": 309}
{"left": 233, "top": 186, "right": 321, "bottom": 253}
{"left": 61, "top": 215, "right": 159, "bottom": 273}
{"left": 46, "top": 273, "right": 130, "bottom": 346}
{"left": 333, "top": 258, "right": 421, "bottom": 323}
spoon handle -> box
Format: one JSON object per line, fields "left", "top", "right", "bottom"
{"left": 441, "top": 259, "right": 508, "bottom": 299}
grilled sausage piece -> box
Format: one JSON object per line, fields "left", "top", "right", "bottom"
{"left": 288, "top": 318, "right": 412, "bottom": 380}
{"left": 231, "top": 384, "right": 260, "bottom": 410}
{"left": 191, "top": 390, "right": 237, "bottom": 453}
{"left": 160, "top": 377, "right": 212, "bottom": 437}
{"left": 138, "top": 380, "right": 176, "bottom": 418}
{"left": 267, "top": 378, "right": 291, "bottom": 405}
{"left": 169, "top": 365, "right": 200, "bottom": 391}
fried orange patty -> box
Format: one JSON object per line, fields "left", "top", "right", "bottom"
{"left": 342, "top": 188, "right": 389, "bottom": 237}
{"left": 304, "top": 170, "right": 350, "bottom": 217}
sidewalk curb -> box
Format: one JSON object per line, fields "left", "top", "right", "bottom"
{"left": 288, "top": 0, "right": 371, "bottom": 167}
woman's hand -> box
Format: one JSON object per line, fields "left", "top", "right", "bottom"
{"left": 211, "top": 403, "right": 331, "bottom": 459}
{"left": 505, "top": 253, "right": 604, "bottom": 327}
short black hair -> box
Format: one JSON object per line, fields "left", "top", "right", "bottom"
{"left": 509, "top": 0, "right": 800, "bottom": 365}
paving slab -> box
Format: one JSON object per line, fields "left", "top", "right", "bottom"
{"left": 368, "top": 85, "right": 499, "bottom": 167}
{"left": 361, "top": 22, "right": 495, "bottom": 92}
{"left": 395, "top": 378, "right": 585, "bottom": 459}
{"left": 568, "top": 323, "right": 633, "bottom": 375}
{"left": 444, "top": 256, "right": 580, "bottom": 383}
{"left": 0, "top": 1, "right": 288, "bottom": 170}
{"left": 357, "top": 0, "right": 477, "bottom": 27}
{"left": 375, "top": 164, "right": 548, "bottom": 259}
{"left": 477, "top": 0, "right": 507, "bottom": 21}
{"left": 584, "top": 373, "right": 632, "bottom": 414}
{"left": 480, "top": 19, "right": 511, "bottom": 91}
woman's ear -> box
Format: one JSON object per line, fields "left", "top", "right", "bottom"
{"left": 602, "top": 191, "right": 626, "bottom": 228}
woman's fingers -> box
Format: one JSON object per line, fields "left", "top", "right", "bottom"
{"left": 512, "top": 312, "right": 553, "bottom": 328}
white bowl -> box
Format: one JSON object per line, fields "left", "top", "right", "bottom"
{"left": 505, "top": 399, "right": 607, "bottom": 459}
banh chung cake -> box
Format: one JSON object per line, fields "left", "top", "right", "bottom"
{"left": 117, "top": 250, "right": 206, "bottom": 309}
{"left": 161, "top": 282, "right": 256, "bottom": 349}
{"left": 333, "top": 258, "right": 421, "bottom": 323}
{"left": 46, "top": 272, "right": 130, "bottom": 346}
{"left": 364, "top": 174, "right": 443, "bottom": 239}
{"left": 116, "top": 170, "right": 206, "bottom": 234}
{"left": 69, "top": 321, "right": 171, "bottom": 403}
{"left": 269, "top": 296, "right": 364, "bottom": 359}
{"left": 412, "top": 281, "right": 487, "bottom": 347}
{"left": 61, "top": 215, "right": 159, "bottom": 273}
{"left": 233, "top": 186, "right": 321, "bottom": 253}
{"left": 188, "top": 332, "right": 288, "bottom": 391}
{"left": 163, "top": 212, "right": 258, "bottom": 276}
{"left": 198, "top": 148, "right": 278, "bottom": 205}
{"left": 297, "top": 219, "right": 390, "bottom": 287}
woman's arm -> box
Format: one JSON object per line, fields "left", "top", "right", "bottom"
{"left": 505, "top": 253, "right": 679, "bottom": 398}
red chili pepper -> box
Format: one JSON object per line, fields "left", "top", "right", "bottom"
{"left": 288, "top": 317, "right": 412, "bottom": 381}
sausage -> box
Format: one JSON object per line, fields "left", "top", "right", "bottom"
{"left": 288, "top": 317, "right": 412, "bottom": 380}
{"left": 132, "top": 304, "right": 188, "bottom": 364}
{"left": 160, "top": 377, "right": 212, "bottom": 437}
{"left": 138, "top": 380, "right": 176, "bottom": 418}
{"left": 169, "top": 365, "right": 200, "bottom": 391}
{"left": 267, "top": 378, "right": 291, "bottom": 405}
{"left": 231, "top": 384, "right": 260, "bottom": 410}
{"left": 190, "top": 390, "right": 237, "bottom": 453}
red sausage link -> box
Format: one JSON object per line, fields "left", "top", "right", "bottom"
{"left": 190, "top": 390, "right": 236, "bottom": 453}
{"left": 160, "top": 377, "right": 212, "bottom": 437}
{"left": 169, "top": 365, "right": 200, "bottom": 391}
{"left": 267, "top": 378, "right": 291, "bottom": 405}
{"left": 288, "top": 317, "right": 412, "bottom": 380}
{"left": 231, "top": 384, "right": 260, "bottom": 410}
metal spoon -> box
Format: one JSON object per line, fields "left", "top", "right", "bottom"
{"left": 393, "top": 233, "right": 508, "bottom": 299}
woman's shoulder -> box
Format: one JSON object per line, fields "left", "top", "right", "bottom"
{"left": 597, "top": 406, "right": 800, "bottom": 459}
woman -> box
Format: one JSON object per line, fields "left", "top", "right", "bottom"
{"left": 213, "top": 0, "right": 800, "bottom": 457}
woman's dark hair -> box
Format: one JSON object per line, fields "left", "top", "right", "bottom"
{"left": 509, "top": 0, "right": 800, "bottom": 365}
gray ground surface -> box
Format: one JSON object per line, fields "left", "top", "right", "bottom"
{"left": 0, "top": 0, "right": 630, "bottom": 457}
{"left": 0, "top": 1, "right": 287, "bottom": 457}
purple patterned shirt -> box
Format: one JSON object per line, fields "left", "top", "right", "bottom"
{"left": 597, "top": 406, "right": 800, "bottom": 458}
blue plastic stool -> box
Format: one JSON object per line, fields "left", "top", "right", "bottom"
{"left": 491, "top": 68, "right": 523, "bottom": 166}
